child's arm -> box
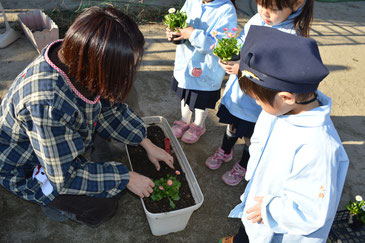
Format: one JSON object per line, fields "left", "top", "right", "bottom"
{"left": 257, "top": 145, "right": 348, "bottom": 235}
{"left": 188, "top": 8, "right": 237, "bottom": 54}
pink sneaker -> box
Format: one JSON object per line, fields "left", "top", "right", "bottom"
{"left": 171, "top": 120, "right": 189, "bottom": 138}
{"left": 181, "top": 123, "right": 206, "bottom": 144}
{"left": 222, "top": 162, "right": 246, "bottom": 186}
{"left": 205, "top": 147, "right": 233, "bottom": 170}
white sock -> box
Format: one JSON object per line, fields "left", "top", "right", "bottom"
{"left": 194, "top": 108, "right": 208, "bottom": 127}
{"left": 181, "top": 100, "right": 192, "bottom": 124}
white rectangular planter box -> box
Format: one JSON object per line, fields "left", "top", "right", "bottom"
{"left": 126, "top": 116, "right": 204, "bottom": 236}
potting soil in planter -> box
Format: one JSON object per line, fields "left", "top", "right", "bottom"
{"left": 127, "top": 125, "right": 195, "bottom": 213}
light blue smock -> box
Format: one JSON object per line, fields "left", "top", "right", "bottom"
{"left": 229, "top": 91, "right": 349, "bottom": 242}
{"left": 173, "top": 0, "right": 237, "bottom": 91}
{"left": 220, "top": 9, "right": 303, "bottom": 123}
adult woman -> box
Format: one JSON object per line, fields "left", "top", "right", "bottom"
{"left": 0, "top": 6, "right": 173, "bottom": 227}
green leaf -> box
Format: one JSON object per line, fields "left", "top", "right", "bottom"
{"left": 172, "top": 194, "right": 180, "bottom": 201}
{"left": 164, "top": 9, "right": 187, "bottom": 31}
{"left": 168, "top": 198, "right": 176, "bottom": 209}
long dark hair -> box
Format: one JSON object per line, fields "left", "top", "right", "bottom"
{"left": 61, "top": 6, "right": 145, "bottom": 102}
{"left": 255, "top": 0, "right": 314, "bottom": 37}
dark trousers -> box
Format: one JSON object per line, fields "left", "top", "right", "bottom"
{"left": 48, "top": 194, "right": 119, "bottom": 226}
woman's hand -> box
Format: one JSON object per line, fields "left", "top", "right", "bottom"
{"left": 218, "top": 59, "right": 240, "bottom": 75}
{"left": 246, "top": 196, "right": 264, "bottom": 224}
{"left": 171, "top": 26, "right": 195, "bottom": 40}
{"left": 126, "top": 171, "right": 155, "bottom": 198}
{"left": 140, "top": 138, "right": 174, "bottom": 171}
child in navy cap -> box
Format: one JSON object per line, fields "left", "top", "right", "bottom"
{"left": 220, "top": 26, "right": 349, "bottom": 243}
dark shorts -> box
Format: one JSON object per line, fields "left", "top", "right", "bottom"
{"left": 217, "top": 104, "right": 256, "bottom": 139}
{"left": 171, "top": 77, "right": 220, "bottom": 111}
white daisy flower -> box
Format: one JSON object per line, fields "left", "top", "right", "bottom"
{"left": 362, "top": 205, "right": 365, "bottom": 211}
{"left": 168, "top": 8, "right": 176, "bottom": 14}
{"left": 356, "top": 195, "right": 363, "bottom": 202}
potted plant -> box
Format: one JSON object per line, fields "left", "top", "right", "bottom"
{"left": 126, "top": 116, "right": 204, "bottom": 236}
{"left": 346, "top": 195, "right": 365, "bottom": 231}
{"left": 211, "top": 28, "right": 241, "bottom": 62}
{"left": 164, "top": 8, "right": 188, "bottom": 45}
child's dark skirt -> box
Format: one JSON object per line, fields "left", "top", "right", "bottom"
{"left": 171, "top": 77, "right": 220, "bottom": 111}
{"left": 217, "top": 104, "right": 256, "bottom": 139}
{"left": 234, "top": 225, "right": 250, "bottom": 243}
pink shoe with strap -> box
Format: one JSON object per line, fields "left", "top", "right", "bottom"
{"left": 181, "top": 123, "right": 206, "bottom": 144}
{"left": 205, "top": 147, "right": 233, "bottom": 170}
{"left": 222, "top": 162, "right": 246, "bottom": 186}
{"left": 171, "top": 120, "right": 189, "bottom": 138}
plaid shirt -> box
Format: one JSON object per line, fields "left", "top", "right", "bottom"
{"left": 0, "top": 42, "right": 146, "bottom": 205}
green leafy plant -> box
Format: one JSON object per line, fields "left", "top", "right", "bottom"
{"left": 151, "top": 170, "right": 182, "bottom": 209}
{"left": 211, "top": 28, "right": 241, "bottom": 62}
{"left": 347, "top": 195, "right": 365, "bottom": 223}
{"left": 164, "top": 8, "right": 188, "bottom": 31}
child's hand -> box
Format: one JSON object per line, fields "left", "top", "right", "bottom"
{"left": 166, "top": 27, "right": 173, "bottom": 41}
{"left": 246, "top": 196, "right": 264, "bottom": 224}
{"left": 172, "top": 26, "right": 194, "bottom": 40}
{"left": 219, "top": 59, "right": 240, "bottom": 75}
{"left": 140, "top": 138, "right": 174, "bottom": 171}
{"left": 127, "top": 171, "right": 155, "bottom": 198}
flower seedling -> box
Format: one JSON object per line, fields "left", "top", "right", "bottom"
{"left": 151, "top": 171, "right": 182, "bottom": 209}
{"left": 211, "top": 28, "right": 241, "bottom": 62}
{"left": 164, "top": 8, "right": 188, "bottom": 32}
{"left": 347, "top": 195, "right": 365, "bottom": 224}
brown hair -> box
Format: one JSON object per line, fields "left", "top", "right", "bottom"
{"left": 61, "top": 6, "right": 145, "bottom": 103}
{"left": 238, "top": 71, "right": 315, "bottom": 106}
{"left": 255, "top": 0, "right": 314, "bottom": 37}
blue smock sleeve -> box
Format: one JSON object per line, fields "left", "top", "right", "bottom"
{"left": 189, "top": 9, "right": 237, "bottom": 54}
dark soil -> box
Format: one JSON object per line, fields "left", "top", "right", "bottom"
{"left": 127, "top": 125, "right": 195, "bottom": 213}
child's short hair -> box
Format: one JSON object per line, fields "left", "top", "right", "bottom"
{"left": 238, "top": 73, "right": 316, "bottom": 106}
{"left": 61, "top": 6, "right": 145, "bottom": 103}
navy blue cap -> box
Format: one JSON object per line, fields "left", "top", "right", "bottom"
{"left": 239, "top": 26, "right": 329, "bottom": 93}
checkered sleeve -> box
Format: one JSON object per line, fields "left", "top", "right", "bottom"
{"left": 96, "top": 100, "right": 146, "bottom": 146}
{"left": 24, "top": 104, "right": 130, "bottom": 197}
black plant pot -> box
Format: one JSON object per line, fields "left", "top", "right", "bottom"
{"left": 230, "top": 52, "right": 241, "bottom": 61}
{"left": 348, "top": 213, "right": 363, "bottom": 231}
{"left": 171, "top": 34, "right": 185, "bottom": 45}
